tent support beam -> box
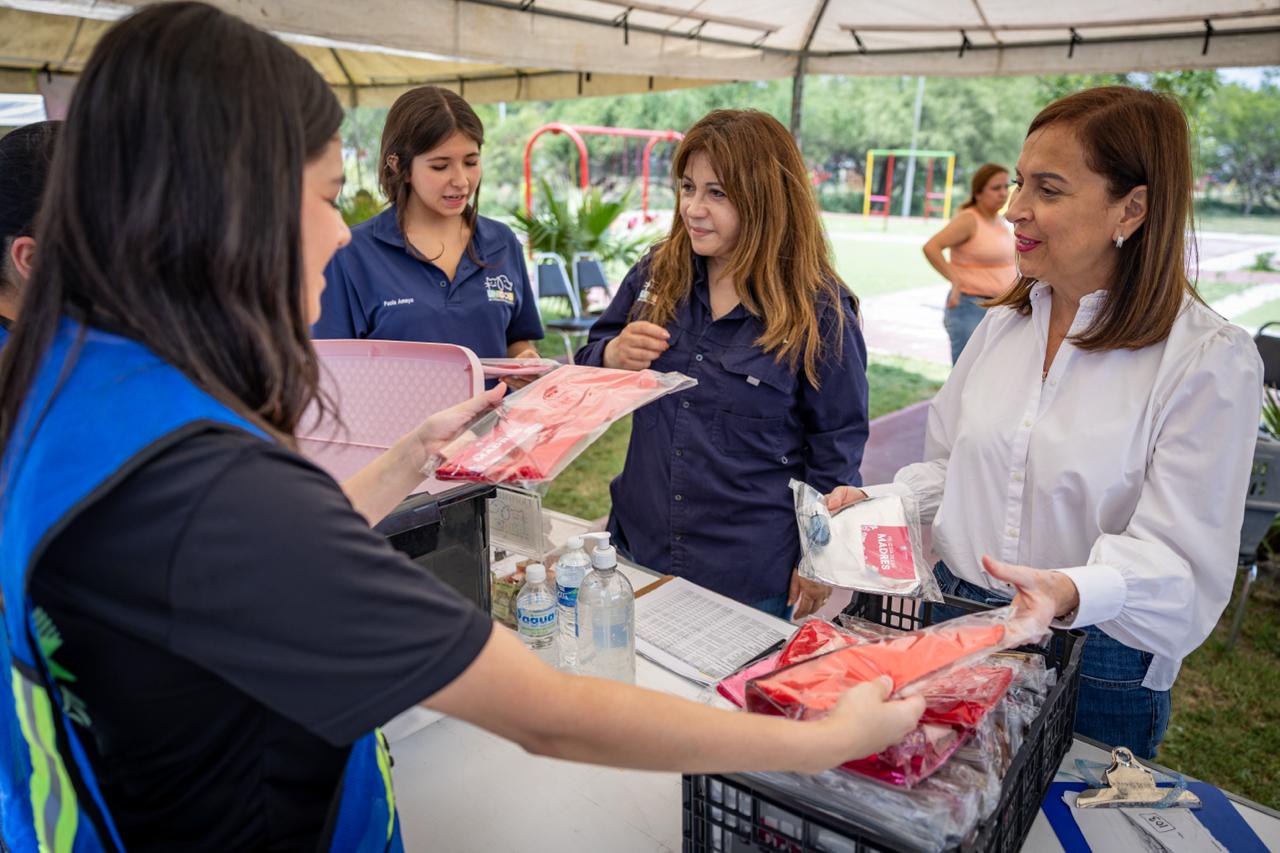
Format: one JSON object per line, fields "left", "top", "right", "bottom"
{"left": 789, "top": 0, "right": 830, "bottom": 147}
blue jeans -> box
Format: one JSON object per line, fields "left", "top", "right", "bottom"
{"left": 932, "top": 562, "right": 1171, "bottom": 759}
{"left": 943, "top": 294, "right": 987, "bottom": 365}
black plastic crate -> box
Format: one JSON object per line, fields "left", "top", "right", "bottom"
{"left": 376, "top": 483, "right": 495, "bottom": 613}
{"left": 684, "top": 594, "right": 1085, "bottom": 853}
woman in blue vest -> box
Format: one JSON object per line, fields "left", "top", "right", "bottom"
{"left": 312, "top": 85, "right": 543, "bottom": 363}
{"left": 577, "top": 110, "right": 869, "bottom": 620}
{"left": 0, "top": 6, "right": 923, "bottom": 851}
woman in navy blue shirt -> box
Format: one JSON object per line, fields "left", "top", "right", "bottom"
{"left": 313, "top": 86, "right": 543, "bottom": 360}
{"left": 577, "top": 110, "right": 869, "bottom": 618}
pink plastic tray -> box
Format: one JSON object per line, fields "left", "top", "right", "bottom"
{"left": 298, "top": 339, "right": 482, "bottom": 490}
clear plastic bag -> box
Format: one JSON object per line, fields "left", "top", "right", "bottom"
{"left": 478, "top": 357, "right": 562, "bottom": 379}
{"left": 791, "top": 479, "right": 942, "bottom": 601}
{"left": 426, "top": 365, "right": 695, "bottom": 488}
{"left": 744, "top": 605, "right": 1049, "bottom": 719}
{"left": 743, "top": 762, "right": 983, "bottom": 853}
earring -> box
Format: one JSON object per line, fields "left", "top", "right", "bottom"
{"left": 1115, "top": 234, "right": 1125, "bottom": 249}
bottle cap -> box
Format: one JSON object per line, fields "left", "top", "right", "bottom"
{"left": 585, "top": 532, "right": 612, "bottom": 551}
{"left": 525, "top": 563, "right": 546, "bottom": 583}
{"left": 567, "top": 535, "right": 584, "bottom": 550}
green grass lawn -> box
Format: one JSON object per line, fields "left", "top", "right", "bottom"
{"left": 1196, "top": 212, "right": 1280, "bottom": 237}
{"left": 1230, "top": 298, "right": 1280, "bottom": 329}
{"left": 1161, "top": 569, "right": 1279, "bottom": 809}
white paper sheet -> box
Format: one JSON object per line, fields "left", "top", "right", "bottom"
{"left": 634, "top": 578, "right": 792, "bottom": 685}
{"left": 1064, "top": 791, "right": 1228, "bottom": 853}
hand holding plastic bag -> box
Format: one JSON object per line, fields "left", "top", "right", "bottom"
{"left": 426, "top": 365, "right": 695, "bottom": 488}
{"left": 744, "top": 604, "right": 1050, "bottom": 720}
{"left": 791, "top": 479, "right": 942, "bottom": 601}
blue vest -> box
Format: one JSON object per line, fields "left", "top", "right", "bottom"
{"left": 0, "top": 319, "right": 403, "bottom": 852}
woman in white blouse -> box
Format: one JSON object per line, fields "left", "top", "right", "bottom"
{"left": 829, "top": 86, "right": 1263, "bottom": 758}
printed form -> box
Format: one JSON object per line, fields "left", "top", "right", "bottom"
{"left": 635, "top": 578, "right": 793, "bottom": 685}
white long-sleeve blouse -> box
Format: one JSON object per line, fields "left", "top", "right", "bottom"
{"left": 865, "top": 282, "right": 1263, "bottom": 690}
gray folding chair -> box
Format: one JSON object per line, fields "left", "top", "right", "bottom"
{"left": 1228, "top": 322, "right": 1280, "bottom": 649}
{"left": 573, "top": 252, "right": 612, "bottom": 314}
{"left": 534, "top": 252, "right": 596, "bottom": 363}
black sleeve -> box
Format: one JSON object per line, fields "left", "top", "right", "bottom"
{"left": 167, "top": 438, "right": 493, "bottom": 746}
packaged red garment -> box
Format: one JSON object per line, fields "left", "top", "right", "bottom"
{"left": 427, "top": 365, "right": 695, "bottom": 487}
{"left": 745, "top": 607, "right": 1047, "bottom": 718}
{"left": 478, "top": 357, "right": 562, "bottom": 379}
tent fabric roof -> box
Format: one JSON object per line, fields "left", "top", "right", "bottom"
{"left": 2, "top": 1, "right": 1278, "bottom": 102}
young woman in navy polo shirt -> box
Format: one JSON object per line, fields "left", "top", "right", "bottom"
{"left": 577, "top": 110, "right": 869, "bottom": 619}
{"left": 313, "top": 86, "right": 543, "bottom": 360}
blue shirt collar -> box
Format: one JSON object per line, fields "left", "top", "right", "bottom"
{"left": 368, "top": 205, "right": 508, "bottom": 262}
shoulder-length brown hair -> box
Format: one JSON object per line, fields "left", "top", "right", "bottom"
{"left": 0, "top": 2, "right": 342, "bottom": 454}
{"left": 960, "top": 162, "right": 1008, "bottom": 211}
{"left": 986, "top": 86, "right": 1198, "bottom": 351}
{"left": 379, "top": 85, "right": 485, "bottom": 262}
{"left": 642, "top": 109, "right": 850, "bottom": 387}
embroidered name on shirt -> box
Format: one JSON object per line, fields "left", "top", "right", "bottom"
{"left": 485, "top": 274, "right": 516, "bottom": 305}
{"left": 382, "top": 297, "right": 414, "bottom": 308}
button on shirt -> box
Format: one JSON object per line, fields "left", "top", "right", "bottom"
{"left": 864, "top": 283, "right": 1263, "bottom": 690}
{"left": 576, "top": 255, "right": 869, "bottom": 604}
{"left": 312, "top": 208, "right": 543, "bottom": 357}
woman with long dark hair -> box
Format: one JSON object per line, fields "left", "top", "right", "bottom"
{"left": 0, "top": 6, "right": 920, "bottom": 850}
{"left": 312, "top": 85, "right": 542, "bottom": 363}
{"left": 577, "top": 109, "right": 869, "bottom": 619}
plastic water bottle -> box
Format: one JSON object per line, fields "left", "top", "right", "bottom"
{"left": 516, "top": 563, "right": 557, "bottom": 666}
{"left": 555, "top": 536, "right": 592, "bottom": 671}
{"left": 576, "top": 536, "right": 635, "bottom": 683}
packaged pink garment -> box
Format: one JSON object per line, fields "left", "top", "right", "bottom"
{"left": 722, "top": 618, "right": 1016, "bottom": 786}
{"left": 745, "top": 607, "right": 1046, "bottom": 717}
{"left": 478, "top": 357, "right": 562, "bottom": 379}
{"left": 428, "top": 365, "right": 695, "bottom": 486}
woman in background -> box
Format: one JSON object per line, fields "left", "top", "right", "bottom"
{"left": 922, "top": 163, "right": 1016, "bottom": 363}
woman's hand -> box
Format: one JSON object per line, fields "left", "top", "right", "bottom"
{"left": 603, "top": 321, "right": 670, "bottom": 371}
{"left": 824, "top": 485, "right": 869, "bottom": 514}
{"left": 788, "top": 568, "right": 833, "bottom": 620}
{"left": 504, "top": 344, "right": 542, "bottom": 389}
{"left": 809, "top": 678, "right": 926, "bottom": 772}
{"left": 981, "top": 555, "right": 1081, "bottom": 625}
{"left": 401, "top": 383, "right": 507, "bottom": 470}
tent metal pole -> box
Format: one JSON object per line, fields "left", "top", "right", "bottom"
{"left": 789, "top": 0, "right": 831, "bottom": 148}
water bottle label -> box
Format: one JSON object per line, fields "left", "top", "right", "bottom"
{"left": 557, "top": 586, "right": 579, "bottom": 609}
{"left": 517, "top": 606, "right": 556, "bottom": 639}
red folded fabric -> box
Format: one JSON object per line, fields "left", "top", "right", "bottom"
{"left": 436, "top": 366, "right": 681, "bottom": 483}
{"left": 722, "top": 619, "right": 1015, "bottom": 786}
{"left": 746, "top": 620, "right": 1008, "bottom": 717}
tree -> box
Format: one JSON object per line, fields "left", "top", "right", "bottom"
{"left": 1203, "top": 82, "right": 1280, "bottom": 215}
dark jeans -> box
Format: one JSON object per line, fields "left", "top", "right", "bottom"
{"left": 943, "top": 294, "right": 987, "bottom": 365}
{"left": 749, "top": 593, "right": 792, "bottom": 620}
{"left": 932, "top": 562, "right": 1171, "bottom": 759}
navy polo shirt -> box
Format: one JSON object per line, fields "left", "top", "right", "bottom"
{"left": 576, "top": 254, "right": 869, "bottom": 605}
{"left": 312, "top": 208, "right": 543, "bottom": 357}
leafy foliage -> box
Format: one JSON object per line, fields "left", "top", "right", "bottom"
{"left": 509, "top": 177, "right": 655, "bottom": 283}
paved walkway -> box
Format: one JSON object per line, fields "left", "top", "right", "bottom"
{"left": 859, "top": 230, "right": 1280, "bottom": 367}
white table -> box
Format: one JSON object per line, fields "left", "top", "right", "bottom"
{"left": 389, "top": 510, "right": 1280, "bottom": 852}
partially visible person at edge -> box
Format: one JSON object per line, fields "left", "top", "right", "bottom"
{"left": 827, "top": 86, "right": 1264, "bottom": 759}
{"left": 0, "top": 121, "right": 60, "bottom": 343}
{"left": 0, "top": 6, "right": 922, "bottom": 851}
{"left": 312, "top": 85, "right": 542, "bottom": 366}
{"left": 921, "top": 162, "right": 1016, "bottom": 364}
{"left": 576, "top": 109, "right": 869, "bottom": 620}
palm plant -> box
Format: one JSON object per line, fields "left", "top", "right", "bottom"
{"left": 510, "top": 177, "right": 655, "bottom": 286}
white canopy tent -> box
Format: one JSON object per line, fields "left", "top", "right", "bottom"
{"left": 2, "top": 0, "right": 1277, "bottom": 110}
